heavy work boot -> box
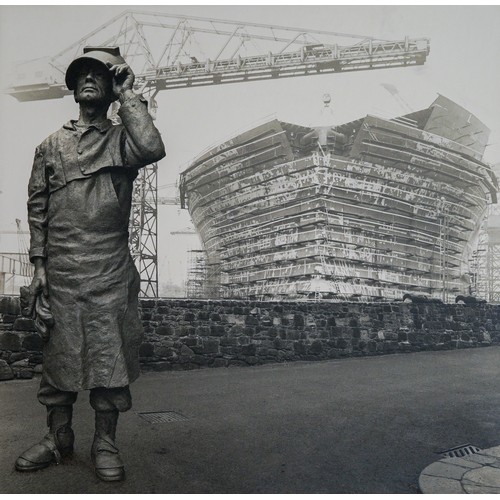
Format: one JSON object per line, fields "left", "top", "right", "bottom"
{"left": 15, "top": 405, "right": 74, "bottom": 471}
{"left": 91, "top": 410, "right": 125, "bottom": 482}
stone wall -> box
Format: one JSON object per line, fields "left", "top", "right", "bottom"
{"left": 1, "top": 295, "right": 499, "bottom": 380}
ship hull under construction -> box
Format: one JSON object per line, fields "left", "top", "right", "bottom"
{"left": 180, "top": 95, "right": 497, "bottom": 301}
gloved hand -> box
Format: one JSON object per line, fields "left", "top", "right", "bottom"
{"left": 20, "top": 278, "right": 54, "bottom": 342}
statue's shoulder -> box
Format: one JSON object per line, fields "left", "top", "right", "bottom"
{"left": 38, "top": 123, "right": 74, "bottom": 152}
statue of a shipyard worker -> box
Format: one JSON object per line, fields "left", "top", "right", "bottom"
{"left": 15, "top": 47, "right": 165, "bottom": 481}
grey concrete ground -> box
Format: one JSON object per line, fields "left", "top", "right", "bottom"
{"left": 1, "top": 346, "right": 500, "bottom": 494}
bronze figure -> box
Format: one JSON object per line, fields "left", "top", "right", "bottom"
{"left": 16, "top": 47, "right": 166, "bottom": 481}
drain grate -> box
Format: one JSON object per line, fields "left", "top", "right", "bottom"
{"left": 437, "top": 444, "right": 482, "bottom": 459}
{"left": 138, "top": 411, "right": 189, "bottom": 423}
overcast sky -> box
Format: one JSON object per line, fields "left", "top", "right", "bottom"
{"left": 1, "top": 5, "right": 500, "bottom": 293}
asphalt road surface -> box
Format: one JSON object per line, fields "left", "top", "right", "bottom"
{"left": 1, "top": 346, "right": 500, "bottom": 494}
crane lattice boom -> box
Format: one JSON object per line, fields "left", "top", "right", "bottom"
{"left": 6, "top": 10, "right": 429, "bottom": 101}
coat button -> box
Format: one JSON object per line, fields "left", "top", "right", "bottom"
{"left": 77, "top": 149, "right": 83, "bottom": 154}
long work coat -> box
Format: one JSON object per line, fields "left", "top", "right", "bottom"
{"left": 27, "top": 95, "right": 166, "bottom": 391}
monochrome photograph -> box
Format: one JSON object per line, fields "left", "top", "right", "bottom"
{"left": 1, "top": 4, "right": 500, "bottom": 494}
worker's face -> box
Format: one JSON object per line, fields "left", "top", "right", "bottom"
{"left": 74, "top": 60, "right": 114, "bottom": 106}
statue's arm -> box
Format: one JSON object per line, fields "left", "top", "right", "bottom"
{"left": 117, "top": 90, "right": 166, "bottom": 167}
{"left": 106, "top": 63, "right": 165, "bottom": 167}
{"left": 27, "top": 146, "right": 49, "bottom": 296}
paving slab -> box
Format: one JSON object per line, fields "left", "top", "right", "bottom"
{"left": 420, "top": 461, "right": 471, "bottom": 480}
{"left": 419, "top": 474, "right": 465, "bottom": 494}
{"left": 440, "top": 457, "right": 482, "bottom": 469}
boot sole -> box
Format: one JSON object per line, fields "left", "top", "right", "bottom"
{"left": 15, "top": 448, "right": 73, "bottom": 472}
{"left": 95, "top": 469, "right": 125, "bottom": 482}
{"left": 15, "top": 461, "right": 52, "bottom": 472}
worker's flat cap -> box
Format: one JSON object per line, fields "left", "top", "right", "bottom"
{"left": 65, "top": 46, "right": 126, "bottom": 92}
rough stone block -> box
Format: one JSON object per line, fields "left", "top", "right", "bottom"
{"left": 180, "top": 344, "right": 195, "bottom": 357}
{"left": 0, "top": 332, "right": 22, "bottom": 351}
{"left": 228, "top": 360, "right": 247, "bottom": 367}
{"left": 156, "top": 325, "right": 173, "bottom": 336}
{"left": 336, "top": 338, "right": 349, "bottom": 349}
{"left": 261, "top": 316, "right": 273, "bottom": 326}
{"left": 27, "top": 352, "right": 43, "bottom": 364}
{"left": 241, "top": 344, "right": 256, "bottom": 356}
{"left": 245, "top": 315, "right": 258, "bottom": 326}
{"left": 237, "top": 336, "right": 251, "bottom": 346}
{"left": 184, "top": 312, "right": 196, "bottom": 322}
{"left": 179, "top": 336, "right": 199, "bottom": 347}
{"left": 383, "top": 341, "right": 397, "bottom": 353}
{"left": 140, "top": 300, "right": 157, "bottom": 309}
{"left": 210, "top": 325, "right": 226, "bottom": 337}
{"left": 193, "top": 355, "right": 210, "bottom": 366}
{"left": 22, "top": 334, "right": 44, "bottom": 351}
{"left": 1, "top": 314, "right": 17, "bottom": 324}
{"left": 398, "top": 330, "right": 409, "bottom": 342}
{"left": 211, "top": 358, "right": 228, "bottom": 368}
{"left": 327, "top": 316, "right": 336, "bottom": 327}
{"left": 13, "top": 318, "right": 36, "bottom": 331}
{"left": 222, "top": 314, "right": 243, "bottom": 325}
{"left": 11, "top": 358, "right": 30, "bottom": 368}
{"left": 9, "top": 352, "right": 28, "bottom": 363}
{"left": 286, "top": 329, "right": 301, "bottom": 340}
{"left": 294, "top": 314, "right": 304, "bottom": 327}
{"left": 0, "top": 297, "right": 21, "bottom": 315}
{"left": 154, "top": 345, "right": 174, "bottom": 358}
{"left": 202, "top": 339, "right": 220, "bottom": 354}
{"left": 0, "top": 359, "right": 14, "bottom": 380}
{"left": 263, "top": 327, "right": 277, "bottom": 338}
{"left": 225, "top": 325, "right": 243, "bottom": 337}
{"left": 141, "top": 311, "right": 152, "bottom": 321}
{"left": 13, "top": 367, "right": 34, "bottom": 379}
{"left": 294, "top": 341, "right": 307, "bottom": 355}
{"left": 139, "top": 343, "right": 155, "bottom": 357}
{"left": 308, "top": 340, "right": 323, "bottom": 354}
{"left": 220, "top": 336, "right": 238, "bottom": 347}
{"left": 256, "top": 347, "right": 269, "bottom": 356}
{"left": 220, "top": 346, "right": 238, "bottom": 356}
{"left": 244, "top": 326, "right": 256, "bottom": 336}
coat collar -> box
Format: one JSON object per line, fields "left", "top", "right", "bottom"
{"left": 63, "top": 119, "right": 113, "bottom": 133}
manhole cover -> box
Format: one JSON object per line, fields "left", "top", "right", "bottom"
{"left": 437, "top": 444, "right": 482, "bottom": 458}
{"left": 138, "top": 411, "right": 189, "bottom": 423}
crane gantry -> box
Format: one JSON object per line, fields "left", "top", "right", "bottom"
{"left": 5, "top": 9, "right": 430, "bottom": 297}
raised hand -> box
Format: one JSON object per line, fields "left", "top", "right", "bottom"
{"left": 106, "top": 62, "right": 135, "bottom": 99}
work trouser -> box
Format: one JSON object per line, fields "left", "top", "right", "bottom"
{"left": 37, "top": 374, "right": 132, "bottom": 412}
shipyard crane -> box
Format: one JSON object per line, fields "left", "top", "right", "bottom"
{"left": 5, "top": 9, "right": 430, "bottom": 297}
